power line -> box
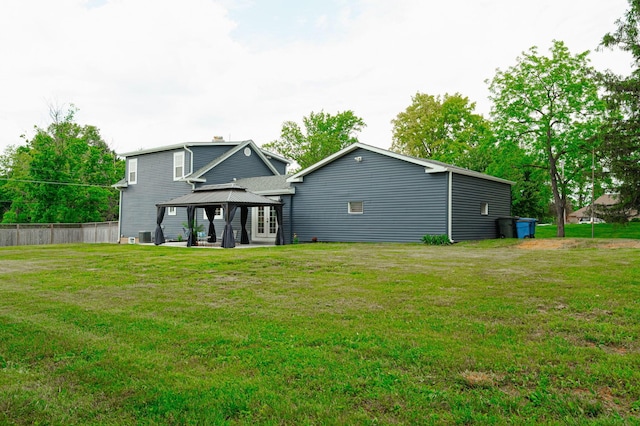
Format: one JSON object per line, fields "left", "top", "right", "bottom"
{"left": 0, "top": 177, "right": 117, "bottom": 188}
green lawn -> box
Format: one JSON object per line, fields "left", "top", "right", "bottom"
{"left": 1, "top": 241, "right": 639, "bottom": 424}
{"left": 535, "top": 221, "right": 640, "bottom": 239}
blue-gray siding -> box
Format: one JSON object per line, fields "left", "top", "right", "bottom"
{"left": 197, "top": 146, "right": 277, "bottom": 185}
{"left": 120, "top": 145, "right": 281, "bottom": 240}
{"left": 290, "top": 148, "right": 448, "bottom": 243}
{"left": 190, "top": 145, "right": 236, "bottom": 171}
{"left": 268, "top": 156, "right": 288, "bottom": 175}
{"left": 451, "top": 173, "right": 511, "bottom": 241}
{"left": 120, "top": 149, "right": 193, "bottom": 239}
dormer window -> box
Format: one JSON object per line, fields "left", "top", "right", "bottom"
{"left": 174, "top": 151, "right": 184, "bottom": 180}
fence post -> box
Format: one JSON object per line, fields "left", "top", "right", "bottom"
{"left": 50, "top": 223, "right": 54, "bottom": 244}
{"left": 16, "top": 224, "right": 20, "bottom": 246}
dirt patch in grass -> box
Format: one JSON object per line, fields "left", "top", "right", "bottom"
{"left": 517, "top": 238, "right": 640, "bottom": 250}
{"left": 0, "top": 259, "right": 56, "bottom": 274}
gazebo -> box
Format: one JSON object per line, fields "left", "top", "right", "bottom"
{"left": 154, "top": 183, "right": 284, "bottom": 248}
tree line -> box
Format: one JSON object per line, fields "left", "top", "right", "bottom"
{"left": 265, "top": 1, "right": 640, "bottom": 237}
{"left": 1, "top": 1, "right": 638, "bottom": 238}
{"left": 0, "top": 107, "right": 124, "bottom": 224}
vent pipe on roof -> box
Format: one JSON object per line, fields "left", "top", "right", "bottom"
{"left": 212, "top": 136, "right": 224, "bottom": 142}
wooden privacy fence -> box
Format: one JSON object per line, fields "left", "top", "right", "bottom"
{"left": 0, "top": 222, "right": 119, "bottom": 247}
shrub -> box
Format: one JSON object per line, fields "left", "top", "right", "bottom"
{"left": 421, "top": 234, "right": 451, "bottom": 245}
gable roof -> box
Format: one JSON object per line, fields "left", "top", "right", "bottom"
{"left": 286, "top": 142, "right": 514, "bottom": 185}
{"left": 157, "top": 183, "right": 282, "bottom": 207}
{"left": 233, "top": 175, "right": 294, "bottom": 195}
{"left": 119, "top": 140, "right": 290, "bottom": 165}
{"left": 185, "top": 140, "right": 283, "bottom": 182}
{"left": 568, "top": 194, "right": 623, "bottom": 219}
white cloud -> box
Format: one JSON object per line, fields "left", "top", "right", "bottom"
{"left": 0, "top": 0, "right": 632, "bottom": 156}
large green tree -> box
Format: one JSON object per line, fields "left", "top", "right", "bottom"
{"left": 263, "top": 110, "right": 366, "bottom": 171}
{"left": 390, "top": 92, "right": 494, "bottom": 170}
{"left": 488, "top": 41, "right": 605, "bottom": 237}
{"left": 1, "top": 106, "right": 124, "bottom": 223}
{"left": 599, "top": 0, "right": 640, "bottom": 216}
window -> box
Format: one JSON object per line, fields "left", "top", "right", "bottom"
{"left": 481, "top": 202, "right": 489, "bottom": 215}
{"left": 174, "top": 151, "right": 185, "bottom": 180}
{"left": 348, "top": 201, "right": 364, "bottom": 214}
{"left": 203, "top": 207, "right": 223, "bottom": 220}
{"left": 168, "top": 206, "right": 177, "bottom": 216}
{"left": 128, "top": 158, "right": 137, "bottom": 184}
{"left": 269, "top": 206, "right": 277, "bottom": 234}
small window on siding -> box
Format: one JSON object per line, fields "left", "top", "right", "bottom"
{"left": 174, "top": 151, "right": 185, "bottom": 180}
{"left": 128, "top": 158, "right": 137, "bottom": 184}
{"left": 348, "top": 201, "right": 364, "bottom": 214}
{"left": 168, "top": 206, "right": 177, "bottom": 216}
{"left": 481, "top": 202, "right": 489, "bottom": 215}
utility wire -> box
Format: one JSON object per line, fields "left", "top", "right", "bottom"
{"left": 0, "top": 177, "right": 117, "bottom": 188}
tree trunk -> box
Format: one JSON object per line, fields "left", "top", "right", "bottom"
{"left": 549, "top": 157, "right": 565, "bottom": 237}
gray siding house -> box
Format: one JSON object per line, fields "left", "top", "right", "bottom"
{"left": 286, "top": 143, "right": 513, "bottom": 243}
{"left": 115, "top": 141, "right": 512, "bottom": 245}
{"left": 114, "top": 140, "right": 290, "bottom": 242}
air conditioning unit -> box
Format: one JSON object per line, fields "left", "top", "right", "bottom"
{"left": 128, "top": 237, "right": 136, "bottom": 244}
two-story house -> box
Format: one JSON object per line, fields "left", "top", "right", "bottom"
{"left": 114, "top": 139, "right": 291, "bottom": 244}
{"left": 115, "top": 140, "right": 513, "bottom": 246}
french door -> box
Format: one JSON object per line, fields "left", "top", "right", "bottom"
{"left": 254, "top": 206, "right": 277, "bottom": 239}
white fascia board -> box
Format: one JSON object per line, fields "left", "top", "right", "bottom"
{"left": 285, "top": 141, "right": 513, "bottom": 185}
{"left": 193, "top": 140, "right": 280, "bottom": 179}
{"left": 424, "top": 165, "right": 448, "bottom": 174}
{"left": 448, "top": 168, "right": 515, "bottom": 185}
{"left": 287, "top": 144, "right": 362, "bottom": 182}
{"left": 260, "top": 148, "right": 291, "bottom": 165}
{"left": 287, "top": 142, "right": 454, "bottom": 182}
{"left": 253, "top": 188, "right": 296, "bottom": 196}
{"left": 184, "top": 177, "right": 206, "bottom": 183}
{"left": 120, "top": 141, "right": 239, "bottom": 157}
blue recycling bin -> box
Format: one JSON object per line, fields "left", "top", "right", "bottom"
{"left": 516, "top": 218, "right": 537, "bottom": 238}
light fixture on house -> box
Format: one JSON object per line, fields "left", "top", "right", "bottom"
{"left": 354, "top": 156, "right": 363, "bottom": 162}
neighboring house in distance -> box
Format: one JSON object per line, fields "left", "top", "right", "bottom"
{"left": 114, "top": 141, "right": 513, "bottom": 245}
{"left": 113, "top": 139, "right": 290, "bottom": 242}
{"left": 567, "top": 193, "right": 640, "bottom": 224}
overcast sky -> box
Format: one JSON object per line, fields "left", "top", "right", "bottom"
{"left": 0, "top": 0, "right": 633, "bottom": 155}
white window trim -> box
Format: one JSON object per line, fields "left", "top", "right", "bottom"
{"left": 348, "top": 201, "right": 364, "bottom": 214}
{"left": 174, "top": 151, "right": 185, "bottom": 180}
{"left": 481, "top": 202, "right": 489, "bottom": 216}
{"left": 168, "top": 206, "right": 177, "bottom": 216}
{"left": 128, "top": 158, "right": 138, "bottom": 184}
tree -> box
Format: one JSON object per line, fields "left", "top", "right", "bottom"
{"left": 599, "top": 0, "right": 640, "bottom": 215}
{"left": 484, "top": 142, "right": 553, "bottom": 220}
{"left": 390, "top": 92, "right": 494, "bottom": 170}
{"left": 1, "top": 106, "right": 124, "bottom": 223}
{"left": 262, "top": 110, "right": 366, "bottom": 171}
{"left": 488, "top": 41, "right": 605, "bottom": 237}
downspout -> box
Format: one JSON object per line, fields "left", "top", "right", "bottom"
{"left": 118, "top": 188, "right": 123, "bottom": 242}
{"left": 448, "top": 171, "right": 453, "bottom": 243}
{"left": 289, "top": 193, "right": 294, "bottom": 244}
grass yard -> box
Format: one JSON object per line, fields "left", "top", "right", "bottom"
{"left": 0, "top": 240, "right": 639, "bottom": 424}
{"left": 535, "top": 222, "right": 640, "bottom": 239}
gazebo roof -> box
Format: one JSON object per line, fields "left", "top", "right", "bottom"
{"left": 157, "top": 183, "right": 282, "bottom": 207}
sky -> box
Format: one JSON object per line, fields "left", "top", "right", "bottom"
{"left": 0, "top": 0, "right": 633, "bottom": 156}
